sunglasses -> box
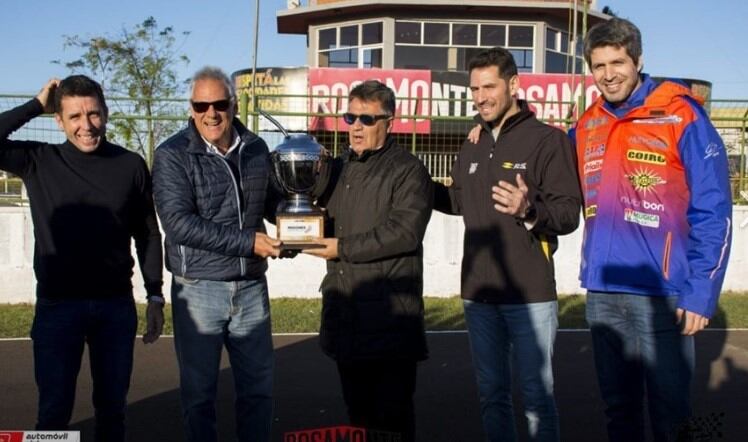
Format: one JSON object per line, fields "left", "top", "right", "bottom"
{"left": 190, "top": 98, "right": 232, "bottom": 113}
{"left": 342, "top": 112, "right": 391, "bottom": 126}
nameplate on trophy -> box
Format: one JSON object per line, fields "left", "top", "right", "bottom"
{"left": 277, "top": 214, "right": 324, "bottom": 249}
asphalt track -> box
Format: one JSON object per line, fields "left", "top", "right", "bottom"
{"left": 1, "top": 330, "right": 747, "bottom": 441}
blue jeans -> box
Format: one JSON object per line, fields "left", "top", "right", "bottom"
{"left": 463, "top": 299, "right": 559, "bottom": 442}
{"left": 586, "top": 292, "right": 694, "bottom": 442}
{"left": 172, "top": 275, "right": 274, "bottom": 442}
{"left": 31, "top": 297, "right": 137, "bottom": 442}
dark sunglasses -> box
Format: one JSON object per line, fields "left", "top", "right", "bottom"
{"left": 342, "top": 112, "right": 390, "bottom": 126}
{"left": 190, "top": 99, "right": 232, "bottom": 113}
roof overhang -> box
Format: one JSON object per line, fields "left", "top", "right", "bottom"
{"left": 277, "top": 0, "right": 611, "bottom": 34}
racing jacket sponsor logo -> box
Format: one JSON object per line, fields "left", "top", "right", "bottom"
{"left": 584, "top": 143, "right": 606, "bottom": 160}
{"left": 620, "top": 196, "right": 665, "bottom": 212}
{"left": 502, "top": 162, "right": 527, "bottom": 170}
{"left": 469, "top": 162, "right": 478, "bottom": 174}
{"left": 627, "top": 149, "right": 667, "bottom": 165}
{"left": 585, "top": 172, "right": 602, "bottom": 185}
{"left": 632, "top": 115, "right": 683, "bottom": 125}
{"left": 585, "top": 205, "right": 597, "bottom": 219}
{"left": 584, "top": 159, "right": 603, "bottom": 175}
{"left": 585, "top": 116, "right": 609, "bottom": 129}
{"left": 586, "top": 133, "right": 607, "bottom": 144}
{"left": 626, "top": 168, "right": 666, "bottom": 194}
{"left": 586, "top": 188, "right": 598, "bottom": 199}
{"left": 627, "top": 135, "right": 668, "bottom": 150}
{"left": 624, "top": 208, "right": 660, "bottom": 228}
{"left": 704, "top": 142, "right": 722, "bottom": 159}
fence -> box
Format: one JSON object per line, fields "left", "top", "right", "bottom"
{"left": 1, "top": 93, "right": 747, "bottom": 204}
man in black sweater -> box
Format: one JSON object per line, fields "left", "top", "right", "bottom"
{"left": 0, "top": 75, "right": 164, "bottom": 441}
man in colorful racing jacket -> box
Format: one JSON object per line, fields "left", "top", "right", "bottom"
{"left": 571, "top": 18, "right": 732, "bottom": 442}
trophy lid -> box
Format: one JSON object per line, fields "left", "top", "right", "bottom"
{"left": 273, "top": 134, "right": 324, "bottom": 156}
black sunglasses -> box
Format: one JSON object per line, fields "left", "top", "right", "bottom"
{"left": 342, "top": 112, "right": 391, "bottom": 126}
{"left": 190, "top": 98, "right": 232, "bottom": 113}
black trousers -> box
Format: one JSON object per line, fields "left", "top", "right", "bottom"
{"left": 336, "top": 358, "right": 418, "bottom": 442}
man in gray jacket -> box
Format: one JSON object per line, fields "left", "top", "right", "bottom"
{"left": 152, "top": 67, "right": 281, "bottom": 442}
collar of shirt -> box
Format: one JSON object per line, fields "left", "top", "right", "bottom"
{"left": 603, "top": 73, "right": 657, "bottom": 118}
{"left": 203, "top": 128, "right": 241, "bottom": 157}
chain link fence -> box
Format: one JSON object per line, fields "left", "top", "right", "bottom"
{"left": 2, "top": 93, "right": 747, "bottom": 205}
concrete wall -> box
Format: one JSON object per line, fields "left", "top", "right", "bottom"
{"left": 1, "top": 207, "right": 746, "bottom": 303}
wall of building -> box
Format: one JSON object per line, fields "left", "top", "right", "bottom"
{"left": 1, "top": 207, "right": 746, "bottom": 303}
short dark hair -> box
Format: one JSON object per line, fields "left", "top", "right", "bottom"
{"left": 583, "top": 17, "right": 642, "bottom": 67}
{"left": 54, "top": 75, "right": 108, "bottom": 114}
{"left": 467, "top": 47, "right": 518, "bottom": 80}
{"left": 348, "top": 80, "right": 396, "bottom": 116}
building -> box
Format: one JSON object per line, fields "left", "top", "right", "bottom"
{"left": 277, "top": 0, "right": 611, "bottom": 75}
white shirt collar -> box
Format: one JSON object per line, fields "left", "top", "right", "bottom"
{"left": 203, "top": 128, "right": 241, "bottom": 157}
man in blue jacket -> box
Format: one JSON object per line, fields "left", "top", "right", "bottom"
{"left": 152, "top": 66, "right": 282, "bottom": 442}
{"left": 572, "top": 18, "right": 732, "bottom": 441}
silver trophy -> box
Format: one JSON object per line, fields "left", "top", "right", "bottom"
{"left": 262, "top": 111, "right": 329, "bottom": 249}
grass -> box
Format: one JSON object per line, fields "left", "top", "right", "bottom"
{"left": 1, "top": 293, "right": 747, "bottom": 338}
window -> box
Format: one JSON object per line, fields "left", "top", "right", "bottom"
{"left": 339, "top": 25, "right": 358, "bottom": 47}
{"left": 481, "top": 25, "right": 506, "bottom": 46}
{"left": 363, "top": 48, "right": 383, "bottom": 68}
{"left": 396, "top": 21, "right": 421, "bottom": 44}
{"left": 319, "top": 28, "right": 336, "bottom": 50}
{"left": 510, "top": 49, "right": 533, "bottom": 72}
{"left": 453, "top": 24, "right": 478, "bottom": 46}
{"left": 545, "top": 26, "right": 585, "bottom": 73}
{"left": 546, "top": 29, "right": 559, "bottom": 50}
{"left": 394, "top": 20, "right": 536, "bottom": 72}
{"left": 362, "top": 22, "right": 382, "bottom": 45}
{"left": 395, "top": 46, "right": 449, "bottom": 70}
{"left": 424, "top": 23, "right": 450, "bottom": 45}
{"left": 560, "top": 31, "right": 570, "bottom": 53}
{"left": 508, "top": 25, "right": 534, "bottom": 47}
{"left": 317, "top": 22, "right": 384, "bottom": 68}
{"left": 456, "top": 48, "right": 486, "bottom": 71}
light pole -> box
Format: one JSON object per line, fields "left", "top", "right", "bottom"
{"left": 250, "top": 0, "right": 261, "bottom": 130}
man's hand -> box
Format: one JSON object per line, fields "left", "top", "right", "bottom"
{"left": 677, "top": 308, "right": 710, "bottom": 335}
{"left": 254, "top": 232, "right": 282, "bottom": 258}
{"left": 36, "top": 78, "right": 60, "bottom": 114}
{"left": 467, "top": 124, "right": 481, "bottom": 144}
{"left": 143, "top": 301, "right": 164, "bottom": 344}
{"left": 492, "top": 173, "right": 532, "bottom": 218}
{"left": 302, "top": 238, "right": 339, "bottom": 260}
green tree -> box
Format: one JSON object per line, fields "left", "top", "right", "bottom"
{"left": 54, "top": 17, "right": 190, "bottom": 165}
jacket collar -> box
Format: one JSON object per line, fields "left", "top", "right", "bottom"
{"left": 473, "top": 99, "right": 535, "bottom": 136}
{"left": 184, "top": 118, "right": 256, "bottom": 155}
{"left": 600, "top": 73, "right": 698, "bottom": 118}
{"left": 343, "top": 135, "right": 396, "bottom": 163}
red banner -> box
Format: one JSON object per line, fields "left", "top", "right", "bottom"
{"left": 309, "top": 68, "right": 432, "bottom": 134}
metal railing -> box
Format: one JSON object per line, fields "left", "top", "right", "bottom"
{"left": 1, "top": 93, "right": 747, "bottom": 205}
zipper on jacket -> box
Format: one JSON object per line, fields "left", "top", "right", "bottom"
{"left": 179, "top": 244, "right": 187, "bottom": 275}
{"left": 662, "top": 231, "right": 672, "bottom": 280}
{"left": 214, "top": 144, "right": 247, "bottom": 277}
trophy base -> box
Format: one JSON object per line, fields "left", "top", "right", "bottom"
{"left": 276, "top": 214, "right": 325, "bottom": 249}
{"left": 279, "top": 242, "right": 325, "bottom": 251}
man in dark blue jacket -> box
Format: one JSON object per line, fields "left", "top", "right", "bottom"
{"left": 152, "top": 66, "right": 281, "bottom": 442}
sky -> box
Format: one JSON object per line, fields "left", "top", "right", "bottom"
{"left": 1, "top": 0, "right": 746, "bottom": 99}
